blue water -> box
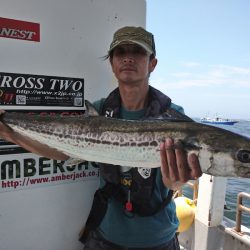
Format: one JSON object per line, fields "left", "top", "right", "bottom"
{"left": 220, "top": 120, "right": 250, "bottom": 228}
{"left": 185, "top": 119, "right": 250, "bottom": 228}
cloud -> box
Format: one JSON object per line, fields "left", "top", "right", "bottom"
{"left": 214, "top": 65, "right": 250, "bottom": 75}
{"left": 181, "top": 61, "right": 201, "bottom": 68}
{"left": 152, "top": 63, "right": 250, "bottom": 90}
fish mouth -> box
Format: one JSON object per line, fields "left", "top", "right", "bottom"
{"left": 244, "top": 172, "right": 250, "bottom": 178}
{"left": 236, "top": 165, "right": 250, "bottom": 178}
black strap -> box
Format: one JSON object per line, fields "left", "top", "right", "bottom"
{"left": 79, "top": 183, "right": 121, "bottom": 243}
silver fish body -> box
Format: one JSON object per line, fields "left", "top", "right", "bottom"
{"left": 1, "top": 107, "right": 250, "bottom": 178}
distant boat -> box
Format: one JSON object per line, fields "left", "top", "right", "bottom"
{"left": 200, "top": 116, "right": 238, "bottom": 125}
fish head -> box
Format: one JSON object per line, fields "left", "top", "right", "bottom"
{"left": 188, "top": 123, "right": 250, "bottom": 178}
{"left": 206, "top": 133, "right": 250, "bottom": 178}
{"left": 218, "top": 132, "right": 250, "bottom": 178}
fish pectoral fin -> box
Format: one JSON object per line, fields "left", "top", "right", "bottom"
{"left": 63, "top": 157, "right": 86, "bottom": 166}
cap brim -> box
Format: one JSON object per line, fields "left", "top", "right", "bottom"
{"left": 109, "top": 39, "right": 153, "bottom": 55}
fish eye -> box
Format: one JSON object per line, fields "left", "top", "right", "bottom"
{"left": 236, "top": 150, "right": 250, "bottom": 163}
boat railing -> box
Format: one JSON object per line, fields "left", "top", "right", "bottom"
{"left": 174, "top": 180, "right": 199, "bottom": 203}
{"left": 235, "top": 192, "right": 250, "bottom": 233}
{"left": 178, "top": 182, "right": 250, "bottom": 232}
{"left": 177, "top": 179, "right": 250, "bottom": 249}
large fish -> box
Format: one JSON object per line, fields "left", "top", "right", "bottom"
{"left": 1, "top": 101, "right": 250, "bottom": 178}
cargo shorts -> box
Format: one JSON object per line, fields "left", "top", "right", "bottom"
{"left": 83, "top": 230, "right": 180, "bottom": 250}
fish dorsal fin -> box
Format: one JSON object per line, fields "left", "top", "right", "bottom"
{"left": 84, "top": 100, "right": 99, "bottom": 117}
{"left": 162, "top": 108, "right": 194, "bottom": 122}
{"left": 148, "top": 108, "right": 194, "bottom": 122}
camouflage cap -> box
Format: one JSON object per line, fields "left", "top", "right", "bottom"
{"left": 108, "top": 26, "right": 156, "bottom": 56}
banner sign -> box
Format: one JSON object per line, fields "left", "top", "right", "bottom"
{"left": 0, "top": 153, "right": 99, "bottom": 193}
{"left": 0, "top": 72, "right": 84, "bottom": 110}
{"left": 0, "top": 72, "right": 85, "bottom": 152}
{"left": 0, "top": 72, "right": 92, "bottom": 192}
{"left": 0, "top": 17, "right": 40, "bottom": 42}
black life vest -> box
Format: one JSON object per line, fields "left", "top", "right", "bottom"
{"left": 99, "top": 86, "right": 174, "bottom": 215}
{"left": 79, "top": 86, "right": 177, "bottom": 243}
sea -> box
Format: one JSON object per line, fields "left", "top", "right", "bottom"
{"left": 184, "top": 119, "right": 250, "bottom": 228}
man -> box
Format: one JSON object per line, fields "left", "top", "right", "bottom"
{"left": 0, "top": 26, "right": 202, "bottom": 249}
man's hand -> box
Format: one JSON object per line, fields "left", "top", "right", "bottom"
{"left": 160, "top": 137, "right": 202, "bottom": 190}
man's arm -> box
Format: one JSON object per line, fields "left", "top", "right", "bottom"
{"left": 0, "top": 111, "right": 69, "bottom": 161}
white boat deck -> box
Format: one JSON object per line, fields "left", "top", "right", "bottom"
{"left": 179, "top": 217, "right": 250, "bottom": 250}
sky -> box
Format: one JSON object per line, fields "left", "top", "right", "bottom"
{"left": 146, "top": 0, "right": 250, "bottom": 119}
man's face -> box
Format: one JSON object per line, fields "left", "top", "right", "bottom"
{"left": 110, "top": 44, "right": 157, "bottom": 85}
